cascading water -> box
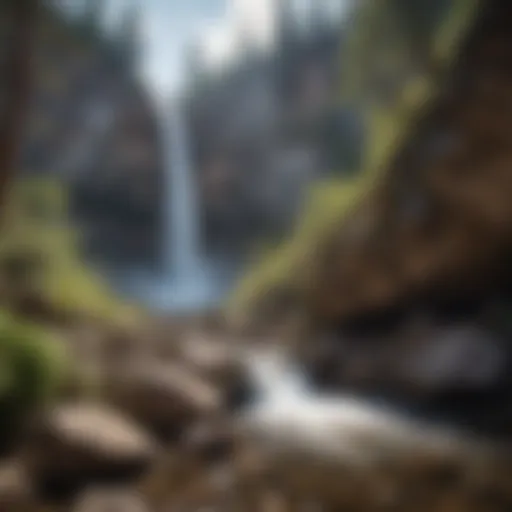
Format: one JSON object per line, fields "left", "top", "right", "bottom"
{"left": 163, "top": 103, "right": 201, "bottom": 281}
{"left": 132, "top": 99, "right": 222, "bottom": 312}
{"left": 239, "top": 347, "right": 466, "bottom": 464}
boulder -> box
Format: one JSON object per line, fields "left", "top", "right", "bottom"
{"left": 0, "top": 459, "right": 32, "bottom": 509}
{"left": 25, "top": 404, "right": 158, "bottom": 499}
{"left": 106, "top": 362, "right": 223, "bottom": 439}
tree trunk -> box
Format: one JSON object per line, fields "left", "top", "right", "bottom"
{"left": 0, "top": 0, "right": 39, "bottom": 214}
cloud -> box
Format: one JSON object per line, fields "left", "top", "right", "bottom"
{"left": 198, "top": 0, "right": 275, "bottom": 69}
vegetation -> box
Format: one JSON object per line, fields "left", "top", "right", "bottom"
{"left": 227, "top": 0, "right": 481, "bottom": 324}
{"left": 0, "top": 176, "right": 142, "bottom": 445}
{"left": 0, "top": 309, "right": 68, "bottom": 449}
{"left": 0, "top": 177, "right": 141, "bottom": 326}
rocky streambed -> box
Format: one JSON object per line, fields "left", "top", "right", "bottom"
{"left": 1, "top": 317, "right": 512, "bottom": 512}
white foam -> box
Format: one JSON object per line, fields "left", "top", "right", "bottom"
{"left": 237, "top": 347, "right": 477, "bottom": 466}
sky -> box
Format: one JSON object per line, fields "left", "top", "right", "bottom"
{"left": 98, "top": 0, "right": 348, "bottom": 99}
{"left": 104, "top": 0, "right": 275, "bottom": 98}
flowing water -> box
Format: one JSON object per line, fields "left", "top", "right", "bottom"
{"left": 238, "top": 347, "right": 472, "bottom": 465}
{"left": 129, "top": 100, "right": 225, "bottom": 312}
{"left": 163, "top": 103, "right": 201, "bottom": 281}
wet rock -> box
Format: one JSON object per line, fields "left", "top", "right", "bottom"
{"left": 400, "top": 324, "right": 507, "bottom": 395}
{"left": 298, "top": 334, "right": 347, "bottom": 391}
{"left": 73, "top": 487, "right": 149, "bottom": 512}
{"left": 107, "top": 362, "right": 223, "bottom": 439}
{"left": 180, "top": 335, "right": 253, "bottom": 410}
{"left": 26, "top": 404, "right": 158, "bottom": 499}
{"left": 303, "top": 320, "right": 510, "bottom": 407}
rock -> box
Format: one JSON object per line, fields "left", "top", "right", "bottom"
{"left": 258, "top": 490, "right": 293, "bottom": 512}
{"left": 0, "top": 459, "right": 32, "bottom": 508}
{"left": 132, "top": 319, "right": 182, "bottom": 362}
{"left": 302, "top": 320, "right": 510, "bottom": 409}
{"left": 161, "top": 463, "right": 237, "bottom": 512}
{"left": 73, "top": 487, "right": 149, "bottom": 512}
{"left": 107, "top": 362, "right": 223, "bottom": 439}
{"left": 180, "top": 334, "right": 238, "bottom": 379}
{"left": 180, "top": 334, "right": 252, "bottom": 409}
{"left": 402, "top": 324, "right": 507, "bottom": 394}
{"left": 64, "top": 323, "right": 106, "bottom": 369}
{"left": 297, "top": 334, "right": 348, "bottom": 392}
{"left": 25, "top": 404, "right": 158, "bottom": 499}
{"left": 183, "top": 420, "right": 236, "bottom": 465}
{"left": 11, "top": 288, "right": 73, "bottom": 325}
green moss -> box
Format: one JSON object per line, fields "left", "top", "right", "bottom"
{"left": 0, "top": 310, "right": 68, "bottom": 447}
{"left": 0, "top": 178, "right": 141, "bottom": 326}
{"left": 433, "top": 0, "right": 480, "bottom": 67}
{"left": 227, "top": 179, "right": 363, "bottom": 320}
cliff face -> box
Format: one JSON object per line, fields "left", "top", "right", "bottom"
{"left": 228, "top": 0, "right": 487, "bottom": 328}
{"left": 224, "top": 0, "right": 512, "bottom": 439}
{"left": 306, "top": 0, "right": 512, "bottom": 326}
{"left": 16, "top": 4, "right": 163, "bottom": 266}
{"left": 185, "top": 16, "right": 353, "bottom": 258}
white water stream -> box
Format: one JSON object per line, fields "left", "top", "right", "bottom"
{"left": 237, "top": 346, "right": 475, "bottom": 466}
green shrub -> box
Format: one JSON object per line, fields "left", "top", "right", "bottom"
{"left": 0, "top": 310, "right": 68, "bottom": 450}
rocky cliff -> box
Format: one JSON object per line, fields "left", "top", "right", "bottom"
{"left": 184, "top": 8, "right": 352, "bottom": 258}
{"left": 229, "top": 0, "right": 488, "bottom": 329}
{"left": 226, "top": 0, "right": 512, "bottom": 432}
{"left": 13, "top": 2, "right": 163, "bottom": 266}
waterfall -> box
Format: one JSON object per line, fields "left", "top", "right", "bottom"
{"left": 125, "top": 96, "right": 233, "bottom": 311}
{"left": 164, "top": 103, "right": 201, "bottom": 279}
{"left": 129, "top": 98, "right": 222, "bottom": 312}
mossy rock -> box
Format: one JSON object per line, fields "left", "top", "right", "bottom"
{"left": 0, "top": 310, "right": 68, "bottom": 452}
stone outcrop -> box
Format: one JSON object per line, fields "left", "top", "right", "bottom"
{"left": 25, "top": 404, "right": 158, "bottom": 498}
{"left": 106, "top": 362, "right": 223, "bottom": 439}
{"left": 0, "top": 460, "right": 32, "bottom": 509}
{"left": 304, "top": 1, "right": 512, "bottom": 326}
{"left": 9, "top": 3, "right": 163, "bottom": 266}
